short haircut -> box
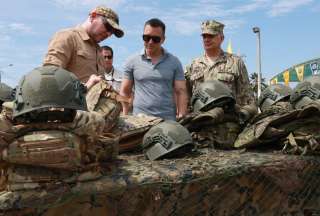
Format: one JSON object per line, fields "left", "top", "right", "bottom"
{"left": 144, "top": 18, "right": 166, "bottom": 35}
{"left": 100, "top": 45, "right": 113, "bottom": 57}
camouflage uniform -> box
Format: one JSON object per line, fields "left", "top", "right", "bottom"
{"left": 86, "top": 80, "right": 124, "bottom": 132}
{"left": 185, "top": 20, "right": 256, "bottom": 111}
{"left": 0, "top": 66, "right": 119, "bottom": 194}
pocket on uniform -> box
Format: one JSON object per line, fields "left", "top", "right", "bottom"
{"left": 217, "top": 72, "right": 235, "bottom": 84}
{"left": 77, "top": 49, "right": 95, "bottom": 60}
{"left": 190, "top": 70, "right": 204, "bottom": 83}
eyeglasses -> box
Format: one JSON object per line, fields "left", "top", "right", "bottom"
{"left": 104, "top": 55, "right": 113, "bottom": 60}
{"left": 142, "top": 35, "right": 162, "bottom": 43}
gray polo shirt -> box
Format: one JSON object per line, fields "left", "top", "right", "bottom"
{"left": 123, "top": 49, "right": 185, "bottom": 120}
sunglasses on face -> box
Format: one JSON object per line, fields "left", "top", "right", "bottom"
{"left": 103, "top": 21, "right": 114, "bottom": 34}
{"left": 104, "top": 55, "right": 113, "bottom": 60}
{"left": 142, "top": 35, "right": 162, "bottom": 43}
{"left": 201, "top": 34, "right": 218, "bottom": 39}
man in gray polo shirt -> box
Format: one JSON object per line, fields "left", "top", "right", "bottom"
{"left": 120, "top": 18, "right": 188, "bottom": 120}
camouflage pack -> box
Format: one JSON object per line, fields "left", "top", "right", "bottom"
{"left": 111, "top": 114, "right": 163, "bottom": 153}
{"left": 3, "top": 130, "right": 86, "bottom": 171}
{"left": 86, "top": 80, "right": 124, "bottom": 132}
{"left": 235, "top": 104, "right": 320, "bottom": 153}
{"left": 180, "top": 107, "right": 240, "bottom": 149}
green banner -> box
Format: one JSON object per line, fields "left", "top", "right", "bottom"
{"left": 270, "top": 58, "right": 320, "bottom": 84}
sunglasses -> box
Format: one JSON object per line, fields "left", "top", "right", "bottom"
{"left": 201, "top": 34, "right": 218, "bottom": 39}
{"left": 142, "top": 35, "right": 162, "bottom": 43}
{"left": 103, "top": 21, "right": 114, "bottom": 34}
{"left": 104, "top": 55, "right": 113, "bottom": 60}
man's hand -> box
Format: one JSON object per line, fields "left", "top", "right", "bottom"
{"left": 85, "top": 74, "right": 103, "bottom": 89}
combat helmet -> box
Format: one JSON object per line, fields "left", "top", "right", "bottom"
{"left": 13, "top": 66, "right": 87, "bottom": 123}
{"left": 290, "top": 75, "right": 320, "bottom": 109}
{"left": 258, "top": 84, "right": 292, "bottom": 112}
{"left": 0, "top": 83, "right": 13, "bottom": 103}
{"left": 142, "top": 120, "right": 193, "bottom": 160}
{"left": 191, "top": 80, "right": 235, "bottom": 112}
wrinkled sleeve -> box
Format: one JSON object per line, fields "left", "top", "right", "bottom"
{"left": 184, "top": 63, "right": 193, "bottom": 97}
{"left": 122, "top": 57, "right": 134, "bottom": 81}
{"left": 43, "top": 30, "right": 74, "bottom": 68}
{"left": 236, "top": 58, "right": 256, "bottom": 107}
{"left": 174, "top": 57, "right": 185, "bottom": 81}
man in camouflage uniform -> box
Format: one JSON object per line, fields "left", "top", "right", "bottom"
{"left": 185, "top": 20, "right": 256, "bottom": 120}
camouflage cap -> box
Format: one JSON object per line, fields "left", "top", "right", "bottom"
{"left": 201, "top": 20, "right": 224, "bottom": 35}
{"left": 92, "top": 6, "right": 124, "bottom": 38}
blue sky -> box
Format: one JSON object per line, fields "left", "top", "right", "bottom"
{"left": 0, "top": 0, "right": 319, "bottom": 87}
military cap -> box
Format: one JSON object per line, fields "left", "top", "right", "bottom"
{"left": 201, "top": 20, "right": 224, "bottom": 35}
{"left": 91, "top": 6, "right": 124, "bottom": 38}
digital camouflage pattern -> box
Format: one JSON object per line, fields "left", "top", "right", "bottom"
{"left": 201, "top": 20, "right": 224, "bottom": 35}
{"left": 1, "top": 150, "right": 320, "bottom": 215}
{"left": 185, "top": 52, "right": 255, "bottom": 108}
{"left": 86, "top": 80, "right": 124, "bottom": 132}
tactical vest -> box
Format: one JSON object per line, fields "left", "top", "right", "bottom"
{"left": 234, "top": 109, "right": 298, "bottom": 149}
{"left": 3, "top": 130, "right": 85, "bottom": 171}
{"left": 1, "top": 111, "right": 117, "bottom": 171}
{"left": 235, "top": 104, "right": 320, "bottom": 154}
{"left": 280, "top": 105, "right": 320, "bottom": 155}
{"left": 86, "top": 80, "right": 127, "bottom": 132}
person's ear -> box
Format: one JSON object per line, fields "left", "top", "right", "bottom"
{"left": 161, "top": 35, "right": 166, "bottom": 43}
{"left": 220, "top": 34, "right": 225, "bottom": 41}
